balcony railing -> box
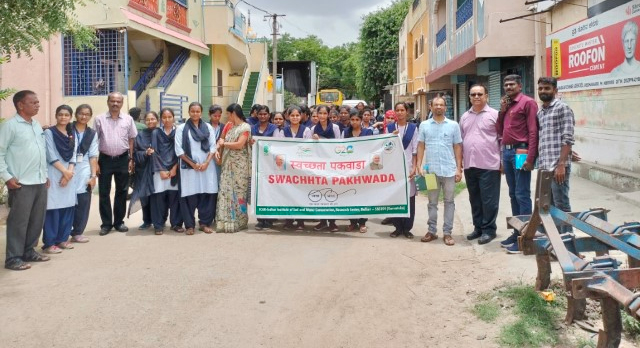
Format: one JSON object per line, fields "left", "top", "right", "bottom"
{"left": 436, "top": 25, "right": 447, "bottom": 47}
{"left": 166, "top": 0, "right": 190, "bottom": 32}
{"left": 454, "top": 19, "right": 474, "bottom": 56}
{"left": 435, "top": 42, "right": 448, "bottom": 69}
{"left": 456, "top": 0, "right": 473, "bottom": 29}
{"left": 128, "top": 0, "right": 162, "bottom": 20}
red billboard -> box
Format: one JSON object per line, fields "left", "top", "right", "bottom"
{"left": 546, "top": 0, "right": 640, "bottom": 91}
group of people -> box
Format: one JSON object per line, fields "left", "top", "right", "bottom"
{"left": 415, "top": 74, "right": 575, "bottom": 253}
{"left": 1, "top": 73, "right": 574, "bottom": 271}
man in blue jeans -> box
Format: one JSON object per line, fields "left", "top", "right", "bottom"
{"left": 536, "top": 76, "right": 575, "bottom": 235}
{"left": 496, "top": 75, "right": 539, "bottom": 253}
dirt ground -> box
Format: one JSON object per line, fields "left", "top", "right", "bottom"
{"left": 1, "top": 173, "right": 638, "bottom": 348}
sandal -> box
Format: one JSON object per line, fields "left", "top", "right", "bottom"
{"left": 390, "top": 230, "right": 401, "bottom": 238}
{"left": 283, "top": 222, "right": 295, "bottom": 230}
{"left": 199, "top": 225, "right": 213, "bottom": 234}
{"left": 71, "top": 235, "right": 89, "bottom": 243}
{"left": 443, "top": 235, "right": 455, "bottom": 246}
{"left": 420, "top": 233, "right": 438, "bottom": 243}
{"left": 346, "top": 224, "right": 357, "bottom": 232}
{"left": 57, "top": 242, "right": 74, "bottom": 250}
{"left": 185, "top": 228, "right": 195, "bottom": 235}
{"left": 171, "top": 226, "right": 185, "bottom": 233}
{"left": 313, "top": 222, "right": 328, "bottom": 231}
{"left": 403, "top": 231, "right": 414, "bottom": 239}
{"left": 43, "top": 246, "right": 62, "bottom": 254}
{"left": 329, "top": 223, "right": 339, "bottom": 232}
{"left": 5, "top": 259, "right": 31, "bottom": 271}
{"left": 359, "top": 226, "right": 368, "bottom": 233}
{"left": 23, "top": 252, "right": 50, "bottom": 262}
{"left": 155, "top": 229, "right": 164, "bottom": 235}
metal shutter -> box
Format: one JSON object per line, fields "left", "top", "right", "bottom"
{"left": 488, "top": 72, "right": 501, "bottom": 110}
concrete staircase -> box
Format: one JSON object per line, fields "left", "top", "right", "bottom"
{"left": 241, "top": 72, "right": 260, "bottom": 115}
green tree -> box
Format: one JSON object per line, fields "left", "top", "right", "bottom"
{"left": 0, "top": 0, "right": 96, "bottom": 100}
{"left": 356, "top": 0, "right": 410, "bottom": 101}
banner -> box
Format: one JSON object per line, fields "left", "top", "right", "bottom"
{"left": 545, "top": 0, "right": 640, "bottom": 91}
{"left": 251, "top": 134, "right": 410, "bottom": 219}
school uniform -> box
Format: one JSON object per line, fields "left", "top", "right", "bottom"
{"left": 387, "top": 122, "right": 418, "bottom": 236}
{"left": 175, "top": 120, "right": 218, "bottom": 229}
{"left": 312, "top": 122, "right": 343, "bottom": 229}
{"left": 149, "top": 127, "right": 182, "bottom": 231}
{"left": 43, "top": 128, "right": 77, "bottom": 249}
{"left": 71, "top": 124, "right": 98, "bottom": 238}
{"left": 252, "top": 122, "right": 279, "bottom": 228}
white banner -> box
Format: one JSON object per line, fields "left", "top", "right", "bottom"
{"left": 251, "top": 134, "right": 410, "bottom": 219}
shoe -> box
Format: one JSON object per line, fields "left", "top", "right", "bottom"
{"left": 99, "top": 227, "right": 111, "bottom": 236}
{"left": 390, "top": 230, "right": 401, "bottom": 238}
{"left": 265, "top": 221, "right": 274, "bottom": 229}
{"left": 255, "top": 221, "right": 266, "bottom": 230}
{"left": 23, "top": 251, "right": 50, "bottom": 262}
{"left": 295, "top": 222, "right": 305, "bottom": 231}
{"left": 420, "top": 233, "right": 438, "bottom": 243}
{"left": 346, "top": 224, "right": 357, "bottom": 232}
{"left": 443, "top": 235, "right": 455, "bottom": 246}
{"left": 506, "top": 243, "right": 521, "bottom": 254}
{"left": 283, "top": 222, "right": 295, "bottom": 230}
{"left": 381, "top": 218, "right": 392, "bottom": 225}
{"left": 5, "top": 259, "right": 31, "bottom": 271}
{"left": 114, "top": 224, "right": 129, "bottom": 232}
{"left": 43, "top": 246, "right": 62, "bottom": 254}
{"left": 329, "top": 223, "right": 339, "bottom": 232}
{"left": 56, "top": 242, "right": 74, "bottom": 250}
{"left": 466, "top": 230, "right": 482, "bottom": 241}
{"left": 155, "top": 228, "right": 164, "bottom": 235}
{"left": 478, "top": 234, "right": 496, "bottom": 245}
{"left": 403, "top": 231, "right": 414, "bottom": 239}
{"left": 313, "top": 221, "right": 328, "bottom": 231}
{"left": 500, "top": 233, "right": 519, "bottom": 248}
{"left": 171, "top": 226, "right": 185, "bottom": 233}
{"left": 71, "top": 235, "right": 89, "bottom": 243}
{"left": 138, "top": 223, "right": 151, "bottom": 230}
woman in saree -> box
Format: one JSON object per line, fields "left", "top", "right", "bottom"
{"left": 215, "top": 103, "right": 252, "bottom": 233}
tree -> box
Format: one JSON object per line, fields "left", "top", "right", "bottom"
{"left": 356, "top": 0, "right": 410, "bottom": 101}
{"left": 0, "top": 0, "right": 95, "bottom": 100}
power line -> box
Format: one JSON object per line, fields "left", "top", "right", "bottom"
{"left": 238, "top": 0, "right": 271, "bottom": 15}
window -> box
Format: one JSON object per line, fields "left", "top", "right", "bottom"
{"left": 217, "top": 69, "right": 223, "bottom": 96}
{"left": 414, "top": 41, "right": 419, "bottom": 59}
{"left": 63, "top": 29, "right": 126, "bottom": 96}
{"left": 419, "top": 35, "right": 424, "bottom": 55}
{"left": 412, "top": 0, "right": 421, "bottom": 11}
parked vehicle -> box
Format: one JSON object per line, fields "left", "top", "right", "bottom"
{"left": 316, "top": 89, "right": 344, "bottom": 106}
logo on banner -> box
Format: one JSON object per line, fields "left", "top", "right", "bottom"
{"left": 383, "top": 140, "right": 396, "bottom": 154}
{"left": 334, "top": 145, "right": 354, "bottom": 155}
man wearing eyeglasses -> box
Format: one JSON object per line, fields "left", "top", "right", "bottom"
{"left": 496, "top": 74, "right": 539, "bottom": 254}
{"left": 459, "top": 85, "right": 501, "bottom": 245}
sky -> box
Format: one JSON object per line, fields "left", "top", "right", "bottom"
{"left": 235, "top": 0, "right": 393, "bottom": 47}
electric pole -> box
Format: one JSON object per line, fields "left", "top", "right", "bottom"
{"left": 266, "top": 13, "right": 285, "bottom": 111}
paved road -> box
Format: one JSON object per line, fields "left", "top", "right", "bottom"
{"left": 0, "top": 173, "right": 637, "bottom": 347}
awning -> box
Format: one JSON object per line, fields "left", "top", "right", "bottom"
{"left": 425, "top": 46, "right": 476, "bottom": 84}
{"left": 120, "top": 8, "right": 209, "bottom": 55}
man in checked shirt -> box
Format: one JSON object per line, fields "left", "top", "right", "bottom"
{"left": 536, "top": 76, "right": 575, "bottom": 235}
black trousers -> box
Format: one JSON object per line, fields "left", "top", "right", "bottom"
{"left": 72, "top": 192, "right": 92, "bottom": 236}
{"left": 150, "top": 190, "right": 182, "bottom": 229}
{"left": 98, "top": 153, "right": 129, "bottom": 229}
{"left": 180, "top": 193, "right": 216, "bottom": 229}
{"left": 5, "top": 184, "right": 47, "bottom": 265}
{"left": 464, "top": 168, "right": 501, "bottom": 237}
{"left": 392, "top": 195, "right": 416, "bottom": 233}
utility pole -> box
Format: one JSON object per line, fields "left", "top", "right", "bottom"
{"left": 266, "top": 13, "right": 285, "bottom": 111}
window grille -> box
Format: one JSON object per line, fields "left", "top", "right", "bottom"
{"left": 63, "top": 29, "right": 127, "bottom": 96}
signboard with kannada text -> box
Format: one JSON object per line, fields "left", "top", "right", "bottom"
{"left": 251, "top": 134, "right": 410, "bottom": 219}
{"left": 546, "top": 0, "right": 640, "bottom": 91}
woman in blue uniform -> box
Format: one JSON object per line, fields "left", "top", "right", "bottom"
{"left": 70, "top": 104, "right": 98, "bottom": 244}
{"left": 42, "top": 105, "right": 77, "bottom": 254}
{"left": 175, "top": 102, "right": 218, "bottom": 235}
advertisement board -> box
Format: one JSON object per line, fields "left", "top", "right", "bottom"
{"left": 546, "top": 0, "right": 640, "bottom": 91}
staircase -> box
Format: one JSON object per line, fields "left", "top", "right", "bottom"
{"left": 157, "top": 49, "right": 190, "bottom": 88}
{"left": 241, "top": 72, "right": 260, "bottom": 115}
{"left": 132, "top": 51, "right": 163, "bottom": 99}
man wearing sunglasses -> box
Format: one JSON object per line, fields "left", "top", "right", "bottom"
{"left": 459, "top": 85, "right": 501, "bottom": 245}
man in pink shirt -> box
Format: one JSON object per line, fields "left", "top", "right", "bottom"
{"left": 94, "top": 92, "right": 137, "bottom": 235}
{"left": 496, "top": 74, "right": 539, "bottom": 253}
{"left": 460, "top": 84, "right": 501, "bottom": 245}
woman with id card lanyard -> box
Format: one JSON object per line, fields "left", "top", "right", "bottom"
{"left": 70, "top": 104, "right": 98, "bottom": 244}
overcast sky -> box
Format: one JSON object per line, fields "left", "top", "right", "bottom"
{"left": 235, "top": 0, "right": 394, "bottom": 47}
